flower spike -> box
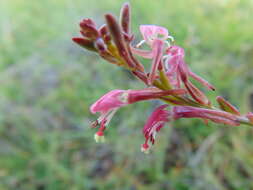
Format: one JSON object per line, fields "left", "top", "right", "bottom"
{"left": 72, "top": 2, "right": 253, "bottom": 153}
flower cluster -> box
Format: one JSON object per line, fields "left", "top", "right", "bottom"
{"left": 73, "top": 3, "right": 253, "bottom": 153}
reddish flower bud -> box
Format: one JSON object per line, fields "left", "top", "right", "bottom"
{"left": 173, "top": 106, "right": 240, "bottom": 126}
{"left": 80, "top": 19, "right": 99, "bottom": 40}
{"left": 132, "top": 70, "right": 148, "bottom": 85}
{"left": 185, "top": 81, "right": 210, "bottom": 105}
{"left": 99, "top": 24, "right": 108, "bottom": 36}
{"left": 105, "top": 14, "right": 135, "bottom": 68}
{"left": 81, "top": 18, "right": 96, "bottom": 27}
{"left": 94, "top": 38, "right": 106, "bottom": 52}
{"left": 99, "top": 24, "right": 111, "bottom": 43}
{"left": 94, "top": 38, "right": 119, "bottom": 64}
{"left": 120, "top": 2, "right": 131, "bottom": 34}
{"left": 189, "top": 71, "right": 215, "bottom": 91}
{"left": 216, "top": 96, "right": 240, "bottom": 115}
{"left": 177, "top": 59, "right": 188, "bottom": 83}
{"left": 72, "top": 37, "right": 96, "bottom": 51}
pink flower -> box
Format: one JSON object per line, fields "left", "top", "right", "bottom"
{"left": 91, "top": 88, "right": 186, "bottom": 142}
{"left": 79, "top": 18, "right": 99, "bottom": 40}
{"left": 165, "top": 46, "right": 215, "bottom": 91}
{"left": 131, "top": 25, "right": 173, "bottom": 84}
{"left": 90, "top": 90, "right": 127, "bottom": 114}
{"left": 173, "top": 106, "right": 240, "bottom": 126}
{"left": 164, "top": 46, "right": 185, "bottom": 88}
{"left": 131, "top": 25, "right": 172, "bottom": 58}
{"left": 141, "top": 105, "right": 171, "bottom": 153}
{"left": 163, "top": 45, "right": 214, "bottom": 105}
{"left": 139, "top": 25, "right": 169, "bottom": 46}
{"left": 91, "top": 88, "right": 186, "bottom": 114}
{"left": 90, "top": 90, "right": 128, "bottom": 142}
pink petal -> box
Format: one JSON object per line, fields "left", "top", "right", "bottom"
{"left": 165, "top": 45, "right": 185, "bottom": 58}
{"left": 143, "top": 105, "right": 170, "bottom": 143}
{"left": 149, "top": 39, "right": 164, "bottom": 84}
{"left": 166, "top": 46, "right": 215, "bottom": 91}
{"left": 90, "top": 90, "right": 126, "bottom": 114}
{"left": 140, "top": 25, "right": 168, "bottom": 45}
{"left": 188, "top": 71, "right": 215, "bottom": 91}
{"left": 130, "top": 47, "right": 153, "bottom": 58}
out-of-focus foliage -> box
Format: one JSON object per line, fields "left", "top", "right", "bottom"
{"left": 0, "top": 0, "right": 253, "bottom": 189}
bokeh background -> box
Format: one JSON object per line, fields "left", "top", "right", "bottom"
{"left": 0, "top": 0, "right": 253, "bottom": 189}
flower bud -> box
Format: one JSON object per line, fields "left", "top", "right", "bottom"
{"left": 99, "top": 24, "right": 112, "bottom": 43}
{"left": 72, "top": 37, "right": 96, "bottom": 51}
{"left": 216, "top": 96, "right": 240, "bottom": 115}
{"left": 105, "top": 14, "right": 135, "bottom": 68}
{"left": 80, "top": 19, "right": 99, "bottom": 40}
{"left": 185, "top": 81, "right": 210, "bottom": 105}
{"left": 120, "top": 2, "right": 130, "bottom": 34}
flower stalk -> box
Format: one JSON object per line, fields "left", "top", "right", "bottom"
{"left": 73, "top": 3, "right": 253, "bottom": 153}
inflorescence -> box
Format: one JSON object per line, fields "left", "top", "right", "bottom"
{"left": 72, "top": 3, "right": 253, "bottom": 153}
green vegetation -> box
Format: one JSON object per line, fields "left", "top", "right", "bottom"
{"left": 0, "top": 0, "right": 253, "bottom": 189}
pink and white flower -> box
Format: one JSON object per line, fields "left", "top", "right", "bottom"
{"left": 91, "top": 88, "right": 186, "bottom": 143}
{"left": 141, "top": 105, "right": 171, "bottom": 153}
{"left": 72, "top": 3, "right": 253, "bottom": 154}
{"left": 165, "top": 45, "right": 215, "bottom": 91}
{"left": 139, "top": 25, "right": 170, "bottom": 46}
{"left": 131, "top": 25, "right": 173, "bottom": 84}
{"left": 90, "top": 90, "right": 128, "bottom": 142}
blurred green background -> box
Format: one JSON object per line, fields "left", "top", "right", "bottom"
{"left": 0, "top": 0, "right": 253, "bottom": 189}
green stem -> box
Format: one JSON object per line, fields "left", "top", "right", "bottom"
{"left": 159, "top": 69, "right": 172, "bottom": 90}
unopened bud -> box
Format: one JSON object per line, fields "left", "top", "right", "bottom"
{"left": 185, "top": 81, "right": 209, "bottom": 105}
{"left": 94, "top": 38, "right": 106, "bottom": 52}
{"left": 120, "top": 2, "right": 130, "bottom": 34}
{"left": 72, "top": 37, "right": 96, "bottom": 52}
{"left": 216, "top": 96, "right": 240, "bottom": 115}
{"left": 99, "top": 24, "right": 112, "bottom": 43}
{"left": 80, "top": 19, "right": 99, "bottom": 40}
